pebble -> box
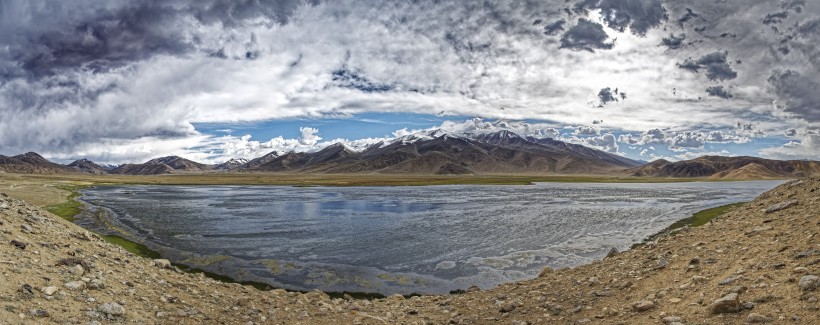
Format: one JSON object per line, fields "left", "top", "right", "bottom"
{"left": 41, "top": 286, "right": 59, "bottom": 296}
{"left": 99, "top": 302, "right": 125, "bottom": 317}
{"left": 69, "top": 264, "right": 85, "bottom": 277}
{"left": 799, "top": 275, "right": 818, "bottom": 291}
{"left": 153, "top": 259, "right": 172, "bottom": 269}
{"left": 709, "top": 293, "right": 741, "bottom": 314}
{"left": 64, "top": 281, "right": 87, "bottom": 291}
{"left": 10, "top": 240, "right": 27, "bottom": 250}
{"left": 29, "top": 309, "right": 49, "bottom": 318}
{"left": 747, "top": 313, "right": 771, "bottom": 323}
{"left": 718, "top": 277, "right": 736, "bottom": 285}
{"left": 662, "top": 316, "right": 682, "bottom": 324}
{"left": 88, "top": 279, "right": 105, "bottom": 290}
{"left": 631, "top": 300, "right": 655, "bottom": 312}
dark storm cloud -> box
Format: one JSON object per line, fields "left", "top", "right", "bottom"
{"left": 19, "top": 3, "right": 190, "bottom": 77}
{"left": 660, "top": 33, "right": 686, "bottom": 50}
{"left": 768, "top": 69, "right": 820, "bottom": 122}
{"left": 544, "top": 19, "right": 566, "bottom": 36}
{"left": 7, "top": 0, "right": 313, "bottom": 77}
{"left": 596, "top": 87, "right": 625, "bottom": 107}
{"left": 677, "top": 51, "right": 737, "bottom": 81}
{"left": 763, "top": 11, "right": 789, "bottom": 25}
{"left": 570, "top": 0, "right": 667, "bottom": 36}
{"left": 676, "top": 8, "right": 700, "bottom": 27}
{"left": 559, "top": 18, "right": 615, "bottom": 52}
{"left": 595, "top": 0, "right": 668, "bottom": 36}
{"left": 782, "top": 0, "right": 806, "bottom": 14}
{"left": 705, "top": 86, "right": 733, "bottom": 99}
{"left": 331, "top": 68, "right": 394, "bottom": 93}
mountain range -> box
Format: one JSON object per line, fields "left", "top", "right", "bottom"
{"left": 1, "top": 130, "right": 817, "bottom": 179}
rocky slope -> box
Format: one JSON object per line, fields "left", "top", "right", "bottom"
{"left": 1, "top": 178, "right": 818, "bottom": 324}
{"left": 629, "top": 156, "right": 820, "bottom": 179}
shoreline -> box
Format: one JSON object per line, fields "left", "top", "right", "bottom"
{"left": 68, "top": 183, "right": 753, "bottom": 299}
{"left": 1, "top": 177, "right": 816, "bottom": 323}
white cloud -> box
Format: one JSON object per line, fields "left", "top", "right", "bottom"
{"left": 298, "top": 127, "right": 321, "bottom": 145}
{"left": 760, "top": 132, "right": 820, "bottom": 160}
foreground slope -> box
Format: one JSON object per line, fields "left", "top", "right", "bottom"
{"left": 1, "top": 179, "right": 818, "bottom": 324}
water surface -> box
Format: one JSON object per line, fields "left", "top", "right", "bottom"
{"left": 79, "top": 181, "right": 782, "bottom": 294}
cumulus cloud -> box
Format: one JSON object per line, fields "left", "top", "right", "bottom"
{"left": 0, "top": 0, "right": 818, "bottom": 163}
{"left": 298, "top": 127, "right": 321, "bottom": 145}
{"left": 583, "top": 133, "right": 619, "bottom": 153}
{"left": 574, "top": 126, "right": 601, "bottom": 136}
{"left": 760, "top": 132, "right": 820, "bottom": 160}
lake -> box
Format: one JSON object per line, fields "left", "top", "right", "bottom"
{"left": 79, "top": 181, "right": 782, "bottom": 294}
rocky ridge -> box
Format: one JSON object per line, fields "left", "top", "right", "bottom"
{"left": 1, "top": 178, "right": 818, "bottom": 324}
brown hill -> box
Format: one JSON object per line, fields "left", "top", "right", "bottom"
{"left": 111, "top": 156, "right": 212, "bottom": 175}
{"left": 67, "top": 159, "right": 110, "bottom": 175}
{"left": 248, "top": 131, "right": 643, "bottom": 174}
{"left": 629, "top": 156, "right": 820, "bottom": 179}
{"left": 0, "top": 152, "right": 75, "bottom": 174}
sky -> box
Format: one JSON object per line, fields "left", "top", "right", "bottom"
{"left": 0, "top": 0, "right": 818, "bottom": 164}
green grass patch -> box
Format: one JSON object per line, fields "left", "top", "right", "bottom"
{"left": 100, "top": 234, "right": 162, "bottom": 259}
{"left": 634, "top": 202, "right": 746, "bottom": 249}
{"left": 668, "top": 202, "right": 746, "bottom": 230}
{"left": 45, "top": 184, "right": 87, "bottom": 221}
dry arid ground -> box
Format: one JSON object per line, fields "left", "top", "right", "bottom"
{"left": 0, "top": 177, "right": 818, "bottom": 324}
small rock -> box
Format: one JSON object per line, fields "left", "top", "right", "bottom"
{"left": 795, "top": 249, "right": 816, "bottom": 259}
{"left": 719, "top": 277, "right": 736, "bottom": 285}
{"left": 709, "top": 293, "right": 741, "bottom": 314}
{"left": 64, "top": 281, "right": 86, "bottom": 291}
{"left": 799, "top": 275, "right": 818, "bottom": 291}
{"left": 98, "top": 303, "right": 125, "bottom": 317}
{"left": 29, "top": 309, "right": 48, "bottom": 318}
{"left": 41, "top": 286, "right": 58, "bottom": 296}
{"left": 632, "top": 300, "right": 655, "bottom": 312}
{"left": 466, "top": 285, "right": 481, "bottom": 292}
{"left": 692, "top": 275, "right": 708, "bottom": 283}
{"left": 668, "top": 298, "right": 682, "bottom": 303}
{"left": 793, "top": 267, "right": 809, "bottom": 274}
{"left": 747, "top": 313, "right": 771, "bottom": 323}
{"left": 10, "top": 240, "right": 27, "bottom": 250}
{"left": 18, "top": 284, "right": 33, "bottom": 295}
{"left": 20, "top": 224, "right": 33, "bottom": 233}
{"left": 153, "top": 259, "right": 172, "bottom": 269}
{"left": 499, "top": 303, "right": 516, "bottom": 313}
{"left": 88, "top": 279, "right": 105, "bottom": 290}
{"left": 544, "top": 302, "right": 564, "bottom": 315}
{"left": 69, "top": 264, "right": 85, "bottom": 277}
{"left": 764, "top": 200, "right": 797, "bottom": 213}
{"left": 662, "top": 316, "right": 682, "bottom": 324}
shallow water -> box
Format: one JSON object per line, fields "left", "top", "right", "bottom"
{"left": 79, "top": 181, "right": 782, "bottom": 294}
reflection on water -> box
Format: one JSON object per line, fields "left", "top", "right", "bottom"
{"left": 79, "top": 181, "right": 782, "bottom": 294}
